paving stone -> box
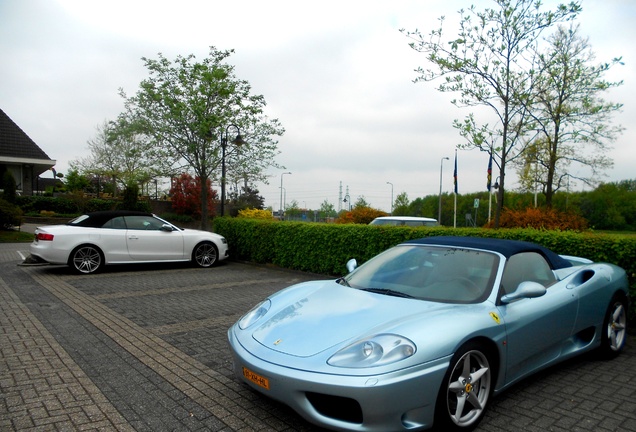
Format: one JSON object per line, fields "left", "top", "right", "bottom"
{"left": 1, "top": 243, "right": 635, "bottom": 431}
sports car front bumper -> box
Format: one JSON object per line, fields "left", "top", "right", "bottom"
{"left": 228, "top": 327, "right": 451, "bottom": 432}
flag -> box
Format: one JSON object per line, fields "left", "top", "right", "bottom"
{"left": 487, "top": 153, "right": 492, "bottom": 191}
{"left": 453, "top": 150, "right": 458, "bottom": 194}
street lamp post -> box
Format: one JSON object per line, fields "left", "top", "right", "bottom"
{"left": 488, "top": 176, "right": 500, "bottom": 223}
{"left": 386, "top": 181, "right": 394, "bottom": 215}
{"left": 438, "top": 157, "right": 449, "bottom": 224}
{"left": 280, "top": 172, "right": 291, "bottom": 219}
{"left": 220, "top": 124, "right": 246, "bottom": 216}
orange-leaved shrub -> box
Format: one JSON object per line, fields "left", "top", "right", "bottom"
{"left": 486, "top": 207, "right": 588, "bottom": 230}
{"left": 336, "top": 207, "right": 388, "bottom": 224}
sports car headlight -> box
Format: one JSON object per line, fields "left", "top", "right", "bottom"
{"left": 327, "top": 334, "right": 416, "bottom": 368}
{"left": 238, "top": 300, "right": 271, "bottom": 329}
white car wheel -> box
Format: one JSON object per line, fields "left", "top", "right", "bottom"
{"left": 193, "top": 242, "right": 218, "bottom": 268}
{"left": 70, "top": 245, "right": 104, "bottom": 274}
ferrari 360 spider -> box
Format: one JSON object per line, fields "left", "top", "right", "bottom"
{"left": 228, "top": 236, "right": 628, "bottom": 431}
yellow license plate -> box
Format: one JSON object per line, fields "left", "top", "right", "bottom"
{"left": 243, "top": 367, "right": 270, "bottom": 390}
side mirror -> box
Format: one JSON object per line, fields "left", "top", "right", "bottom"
{"left": 501, "top": 281, "right": 547, "bottom": 304}
{"left": 161, "top": 224, "right": 175, "bottom": 232}
{"left": 346, "top": 258, "right": 357, "bottom": 273}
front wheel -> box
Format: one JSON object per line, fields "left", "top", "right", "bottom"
{"left": 192, "top": 242, "right": 218, "bottom": 268}
{"left": 435, "top": 342, "right": 493, "bottom": 431}
{"left": 599, "top": 294, "right": 627, "bottom": 359}
{"left": 69, "top": 245, "right": 104, "bottom": 274}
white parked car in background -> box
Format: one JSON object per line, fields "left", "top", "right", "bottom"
{"left": 369, "top": 216, "right": 438, "bottom": 227}
{"left": 29, "top": 210, "right": 229, "bottom": 274}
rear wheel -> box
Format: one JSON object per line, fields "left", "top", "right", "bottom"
{"left": 599, "top": 294, "right": 627, "bottom": 358}
{"left": 69, "top": 245, "right": 103, "bottom": 274}
{"left": 435, "top": 342, "right": 493, "bottom": 431}
{"left": 192, "top": 242, "right": 218, "bottom": 268}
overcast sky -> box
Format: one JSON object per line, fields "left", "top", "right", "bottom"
{"left": 1, "top": 0, "right": 633, "bottom": 213}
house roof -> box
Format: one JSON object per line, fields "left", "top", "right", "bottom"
{"left": 0, "top": 108, "right": 53, "bottom": 160}
{"left": 0, "top": 108, "right": 56, "bottom": 175}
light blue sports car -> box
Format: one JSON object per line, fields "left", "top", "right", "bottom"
{"left": 228, "top": 236, "right": 629, "bottom": 431}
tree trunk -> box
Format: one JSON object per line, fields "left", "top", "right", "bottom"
{"left": 494, "top": 172, "right": 505, "bottom": 228}
{"left": 200, "top": 173, "right": 208, "bottom": 231}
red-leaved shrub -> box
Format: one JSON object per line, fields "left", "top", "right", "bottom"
{"left": 170, "top": 173, "right": 217, "bottom": 218}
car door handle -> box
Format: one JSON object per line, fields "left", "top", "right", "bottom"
{"left": 128, "top": 236, "right": 139, "bottom": 240}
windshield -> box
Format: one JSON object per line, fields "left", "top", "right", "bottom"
{"left": 67, "top": 214, "right": 90, "bottom": 225}
{"left": 369, "top": 218, "right": 437, "bottom": 227}
{"left": 345, "top": 245, "right": 499, "bottom": 303}
{"left": 153, "top": 215, "right": 182, "bottom": 231}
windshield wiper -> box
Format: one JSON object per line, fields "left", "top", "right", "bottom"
{"left": 360, "top": 288, "right": 414, "bottom": 298}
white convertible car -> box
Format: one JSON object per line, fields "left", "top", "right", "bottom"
{"left": 29, "top": 210, "right": 229, "bottom": 274}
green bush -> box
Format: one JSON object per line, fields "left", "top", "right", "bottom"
{"left": 160, "top": 212, "right": 196, "bottom": 225}
{"left": 2, "top": 171, "right": 17, "bottom": 203}
{"left": 84, "top": 198, "right": 117, "bottom": 213}
{"left": 213, "top": 218, "right": 636, "bottom": 319}
{"left": 16, "top": 195, "right": 116, "bottom": 215}
{"left": 0, "top": 198, "right": 23, "bottom": 229}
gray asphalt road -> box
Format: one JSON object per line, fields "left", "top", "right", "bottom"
{"left": 1, "top": 242, "right": 635, "bottom": 431}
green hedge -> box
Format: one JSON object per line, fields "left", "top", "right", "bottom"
{"left": 16, "top": 195, "right": 115, "bottom": 214}
{"left": 0, "top": 198, "right": 23, "bottom": 229}
{"left": 214, "top": 218, "right": 635, "bottom": 318}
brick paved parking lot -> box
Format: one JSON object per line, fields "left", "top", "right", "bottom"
{"left": 1, "top": 242, "right": 635, "bottom": 431}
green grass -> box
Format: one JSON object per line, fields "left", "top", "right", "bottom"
{"left": 0, "top": 229, "right": 34, "bottom": 243}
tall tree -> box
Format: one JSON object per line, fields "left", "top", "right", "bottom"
{"left": 120, "top": 47, "right": 284, "bottom": 229}
{"left": 229, "top": 185, "right": 266, "bottom": 216}
{"left": 227, "top": 115, "right": 285, "bottom": 188}
{"left": 319, "top": 199, "right": 336, "bottom": 219}
{"left": 71, "top": 120, "right": 158, "bottom": 194}
{"left": 519, "top": 24, "right": 623, "bottom": 207}
{"left": 354, "top": 196, "right": 370, "bottom": 209}
{"left": 392, "top": 192, "right": 410, "bottom": 215}
{"left": 402, "top": 0, "right": 580, "bottom": 227}
{"left": 64, "top": 169, "right": 91, "bottom": 192}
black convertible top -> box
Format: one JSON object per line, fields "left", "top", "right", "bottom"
{"left": 67, "top": 210, "right": 152, "bottom": 228}
{"left": 404, "top": 236, "right": 573, "bottom": 270}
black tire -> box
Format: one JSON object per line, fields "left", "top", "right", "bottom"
{"left": 435, "top": 342, "right": 493, "bottom": 431}
{"left": 69, "top": 245, "right": 104, "bottom": 274}
{"left": 192, "top": 242, "right": 218, "bottom": 268}
{"left": 598, "top": 294, "right": 628, "bottom": 359}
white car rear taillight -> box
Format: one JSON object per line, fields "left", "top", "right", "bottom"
{"left": 36, "top": 233, "right": 54, "bottom": 241}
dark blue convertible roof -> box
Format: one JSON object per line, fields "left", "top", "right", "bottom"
{"left": 404, "top": 236, "right": 573, "bottom": 270}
